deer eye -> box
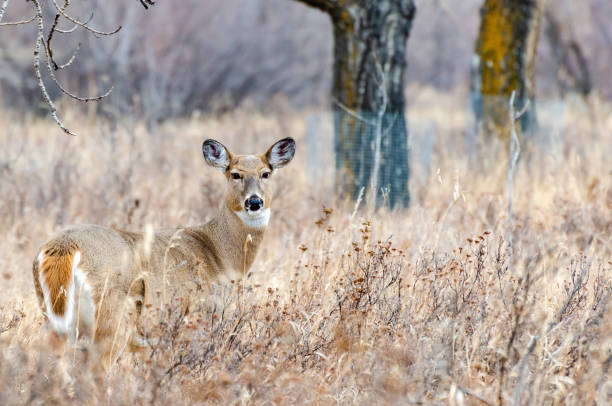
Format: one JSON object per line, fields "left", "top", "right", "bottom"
{"left": 231, "top": 172, "right": 242, "bottom": 180}
{"left": 261, "top": 172, "right": 271, "bottom": 179}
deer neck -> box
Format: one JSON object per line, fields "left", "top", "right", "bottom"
{"left": 198, "top": 205, "right": 268, "bottom": 276}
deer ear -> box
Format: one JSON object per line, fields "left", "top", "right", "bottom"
{"left": 202, "top": 139, "right": 231, "bottom": 170}
{"left": 266, "top": 138, "right": 296, "bottom": 169}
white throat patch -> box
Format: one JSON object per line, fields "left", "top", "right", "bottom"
{"left": 236, "top": 208, "right": 270, "bottom": 229}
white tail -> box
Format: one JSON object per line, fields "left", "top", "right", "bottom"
{"left": 32, "top": 138, "right": 296, "bottom": 368}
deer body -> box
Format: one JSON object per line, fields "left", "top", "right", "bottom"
{"left": 32, "top": 138, "right": 295, "bottom": 366}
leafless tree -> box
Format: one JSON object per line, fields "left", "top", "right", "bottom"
{"left": 292, "top": 0, "right": 417, "bottom": 208}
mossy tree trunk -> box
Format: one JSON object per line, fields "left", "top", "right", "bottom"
{"left": 471, "top": 0, "right": 543, "bottom": 139}
{"left": 294, "top": 0, "right": 416, "bottom": 208}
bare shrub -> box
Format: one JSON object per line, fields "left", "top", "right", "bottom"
{"left": 0, "top": 90, "right": 611, "bottom": 404}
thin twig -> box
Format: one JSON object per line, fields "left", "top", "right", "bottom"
{"left": 50, "top": 0, "right": 121, "bottom": 37}
{"left": 457, "top": 385, "right": 495, "bottom": 406}
{"left": 56, "top": 43, "right": 81, "bottom": 70}
{"left": 511, "top": 259, "right": 589, "bottom": 405}
{"left": 40, "top": 2, "right": 113, "bottom": 100}
{"left": 45, "top": 1, "right": 112, "bottom": 96}
{"left": 55, "top": 12, "right": 93, "bottom": 34}
{"left": 506, "top": 90, "right": 529, "bottom": 250}
{"left": 47, "top": 5, "right": 65, "bottom": 70}
{"left": 19, "top": 0, "right": 122, "bottom": 134}
{"left": 368, "top": 50, "right": 388, "bottom": 213}
{"left": 0, "top": 312, "right": 22, "bottom": 335}
{"left": 350, "top": 187, "right": 365, "bottom": 221}
{"left": 498, "top": 267, "right": 533, "bottom": 406}
{"left": 55, "top": 23, "right": 78, "bottom": 33}
{"left": 31, "top": 0, "right": 75, "bottom": 136}
{"left": 0, "top": 14, "right": 35, "bottom": 26}
{"left": 512, "top": 334, "right": 537, "bottom": 405}
{"left": 139, "top": 0, "right": 156, "bottom": 10}
{"left": 332, "top": 97, "right": 376, "bottom": 125}
{"left": 42, "top": 39, "right": 113, "bottom": 101}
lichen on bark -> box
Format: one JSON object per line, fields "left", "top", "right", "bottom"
{"left": 472, "top": 0, "right": 543, "bottom": 139}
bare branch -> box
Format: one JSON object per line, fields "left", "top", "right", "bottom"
{"left": 0, "top": 0, "right": 35, "bottom": 27}
{"left": 0, "top": 14, "right": 35, "bottom": 27}
{"left": 42, "top": 39, "right": 113, "bottom": 102}
{"left": 50, "top": 0, "right": 121, "bottom": 37}
{"left": 41, "top": 1, "right": 112, "bottom": 99}
{"left": 8, "top": 0, "right": 124, "bottom": 135}
{"left": 139, "top": 0, "right": 155, "bottom": 10}
{"left": 55, "top": 23, "right": 78, "bottom": 33}
{"left": 56, "top": 42, "right": 81, "bottom": 70}
{"left": 332, "top": 97, "right": 376, "bottom": 125}
{"left": 47, "top": 10, "right": 63, "bottom": 70}
{"left": 31, "top": 0, "right": 75, "bottom": 136}
{"left": 55, "top": 12, "right": 93, "bottom": 34}
{"left": 45, "top": 2, "right": 87, "bottom": 70}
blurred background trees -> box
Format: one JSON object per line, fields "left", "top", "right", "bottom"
{"left": 0, "top": 0, "right": 610, "bottom": 206}
{"left": 294, "top": 0, "right": 416, "bottom": 208}
{"left": 2, "top": 1, "right": 609, "bottom": 119}
{"left": 471, "top": 0, "right": 543, "bottom": 139}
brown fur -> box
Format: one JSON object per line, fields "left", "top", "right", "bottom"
{"left": 32, "top": 138, "right": 295, "bottom": 369}
{"left": 36, "top": 238, "right": 80, "bottom": 316}
{"left": 224, "top": 155, "right": 275, "bottom": 211}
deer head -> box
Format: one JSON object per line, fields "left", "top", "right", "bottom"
{"left": 202, "top": 138, "right": 296, "bottom": 228}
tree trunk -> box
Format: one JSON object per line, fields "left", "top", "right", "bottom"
{"left": 471, "top": 0, "right": 543, "bottom": 139}
{"left": 294, "top": 0, "right": 416, "bottom": 208}
{"left": 544, "top": 10, "right": 592, "bottom": 97}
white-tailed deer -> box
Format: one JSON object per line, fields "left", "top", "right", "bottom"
{"left": 32, "top": 138, "right": 296, "bottom": 367}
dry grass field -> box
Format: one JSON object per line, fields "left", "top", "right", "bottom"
{"left": 0, "top": 90, "right": 610, "bottom": 404}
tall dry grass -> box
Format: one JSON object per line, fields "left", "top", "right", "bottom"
{"left": 0, "top": 89, "right": 611, "bottom": 404}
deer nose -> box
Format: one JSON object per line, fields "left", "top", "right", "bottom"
{"left": 245, "top": 195, "right": 263, "bottom": 212}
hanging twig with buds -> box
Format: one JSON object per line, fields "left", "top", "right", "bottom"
{"left": 0, "top": 0, "right": 153, "bottom": 135}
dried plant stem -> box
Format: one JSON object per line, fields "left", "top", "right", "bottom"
{"left": 332, "top": 98, "right": 376, "bottom": 126}
{"left": 457, "top": 385, "right": 495, "bottom": 406}
{"left": 368, "top": 53, "right": 388, "bottom": 214}
{"left": 350, "top": 186, "right": 365, "bottom": 222}
{"left": 512, "top": 259, "right": 589, "bottom": 404}
{"left": 243, "top": 234, "right": 253, "bottom": 275}
{"left": 497, "top": 274, "right": 529, "bottom": 406}
{"left": 506, "top": 90, "right": 529, "bottom": 251}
